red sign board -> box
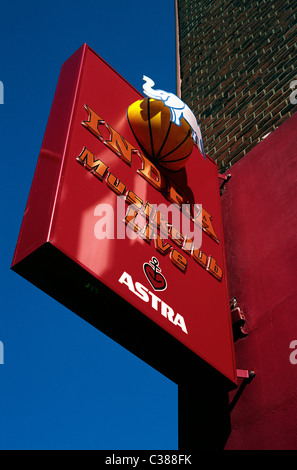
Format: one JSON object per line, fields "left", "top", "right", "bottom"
{"left": 11, "top": 44, "right": 237, "bottom": 387}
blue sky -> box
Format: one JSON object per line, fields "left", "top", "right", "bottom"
{"left": 0, "top": 0, "right": 178, "bottom": 450}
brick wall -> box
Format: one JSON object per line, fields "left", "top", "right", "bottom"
{"left": 177, "top": 0, "right": 297, "bottom": 171}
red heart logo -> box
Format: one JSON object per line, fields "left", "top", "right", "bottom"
{"left": 143, "top": 258, "right": 167, "bottom": 291}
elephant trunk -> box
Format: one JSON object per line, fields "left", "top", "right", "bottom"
{"left": 142, "top": 75, "right": 161, "bottom": 100}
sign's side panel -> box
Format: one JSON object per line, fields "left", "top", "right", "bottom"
{"left": 11, "top": 45, "right": 87, "bottom": 267}
{"left": 178, "top": 158, "right": 237, "bottom": 383}
{"left": 203, "top": 166, "right": 237, "bottom": 382}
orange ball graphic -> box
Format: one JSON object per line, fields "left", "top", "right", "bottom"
{"left": 127, "top": 98, "right": 193, "bottom": 171}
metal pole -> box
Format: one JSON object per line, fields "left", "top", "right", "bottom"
{"left": 178, "top": 379, "right": 231, "bottom": 450}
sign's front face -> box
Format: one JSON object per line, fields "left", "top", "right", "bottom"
{"left": 12, "top": 45, "right": 237, "bottom": 386}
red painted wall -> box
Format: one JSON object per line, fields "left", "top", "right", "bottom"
{"left": 221, "top": 111, "right": 297, "bottom": 450}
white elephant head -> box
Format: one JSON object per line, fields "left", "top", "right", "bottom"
{"left": 143, "top": 76, "right": 184, "bottom": 110}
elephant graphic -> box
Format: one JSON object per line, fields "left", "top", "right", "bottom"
{"left": 142, "top": 76, "right": 206, "bottom": 158}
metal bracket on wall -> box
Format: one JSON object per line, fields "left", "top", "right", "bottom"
{"left": 218, "top": 173, "right": 231, "bottom": 195}
{"left": 230, "top": 369, "right": 256, "bottom": 412}
{"left": 237, "top": 369, "right": 256, "bottom": 380}
{"left": 230, "top": 297, "right": 248, "bottom": 341}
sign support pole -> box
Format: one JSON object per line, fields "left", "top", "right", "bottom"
{"left": 178, "top": 379, "right": 231, "bottom": 450}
